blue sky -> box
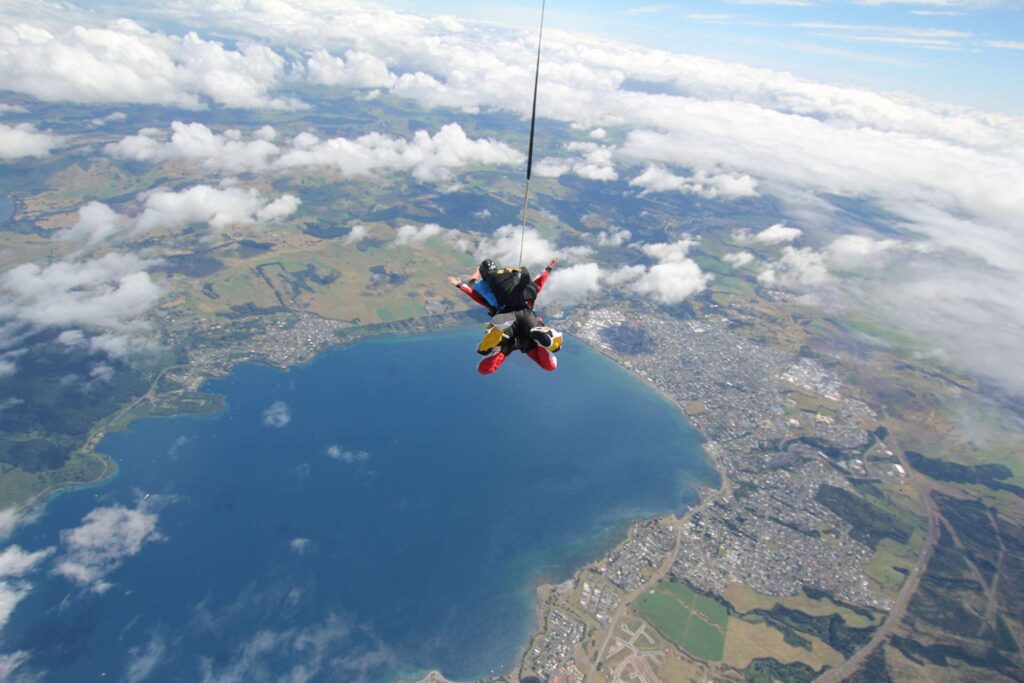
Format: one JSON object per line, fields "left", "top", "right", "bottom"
{"left": 382, "top": 1, "right": 1024, "bottom": 114}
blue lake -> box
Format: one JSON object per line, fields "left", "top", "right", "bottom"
{"left": 4, "top": 328, "right": 715, "bottom": 681}
{"left": 0, "top": 196, "right": 14, "bottom": 224}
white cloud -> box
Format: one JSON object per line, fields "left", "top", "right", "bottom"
{"left": 475, "top": 225, "right": 556, "bottom": 270}
{"left": 276, "top": 123, "right": 522, "bottom": 183}
{"left": 987, "top": 40, "right": 1024, "bottom": 50}
{"left": 0, "top": 123, "right": 63, "bottom": 160}
{"left": 597, "top": 229, "right": 632, "bottom": 247}
{"left": 0, "top": 545, "right": 55, "bottom": 578}
{"left": 603, "top": 264, "right": 647, "bottom": 286}
{"left": 199, "top": 616, "right": 355, "bottom": 683}
{"left": 0, "top": 104, "right": 29, "bottom": 114}
{"left": 0, "top": 652, "right": 31, "bottom": 680}
{"left": 723, "top": 251, "right": 755, "bottom": 268}
{"left": 0, "top": 252, "right": 162, "bottom": 333}
{"left": 392, "top": 223, "right": 445, "bottom": 246}
{"left": 630, "top": 164, "right": 759, "bottom": 199}
{"left": 0, "top": 582, "right": 32, "bottom": 633}
{"left": 134, "top": 185, "right": 299, "bottom": 235}
{"left": 0, "top": 508, "right": 40, "bottom": 543}
{"left": 640, "top": 238, "right": 697, "bottom": 263}
{"left": 107, "top": 122, "right": 282, "bottom": 174}
{"left": 752, "top": 223, "right": 803, "bottom": 244}
{"left": 90, "top": 111, "right": 127, "bottom": 126}
{"left": 632, "top": 260, "right": 711, "bottom": 304}
{"left": 589, "top": 127, "right": 608, "bottom": 139}
{"left": 616, "top": 237, "right": 712, "bottom": 304}
{"left": 307, "top": 48, "right": 397, "bottom": 88}
{"left": 53, "top": 499, "right": 163, "bottom": 593}
{"left": 758, "top": 246, "right": 829, "bottom": 287}
{"left": 0, "top": 359, "right": 15, "bottom": 378}
{"left": 825, "top": 234, "right": 901, "bottom": 268}
{"left": 325, "top": 445, "right": 369, "bottom": 463}
{"left": 344, "top": 224, "right": 369, "bottom": 244}
{"left": 544, "top": 263, "right": 603, "bottom": 306}
{"left": 564, "top": 141, "right": 618, "bottom": 181}
{"left": 290, "top": 537, "right": 309, "bottom": 554}
{"left": 59, "top": 201, "right": 127, "bottom": 246}
{"left": 124, "top": 633, "right": 166, "bottom": 683}
{"left": 4, "top": 0, "right": 1022, "bottom": 391}
{"left": 0, "top": 20, "right": 303, "bottom": 110}
{"left": 262, "top": 401, "right": 291, "bottom": 428}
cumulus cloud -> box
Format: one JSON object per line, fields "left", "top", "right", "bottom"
{"left": 53, "top": 499, "right": 163, "bottom": 594}
{"left": 632, "top": 261, "right": 711, "bottom": 304}
{"left": 4, "top": 0, "right": 1022, "bottom": 390}
{"left": 107, "top": 122, "right": 281, "bottom": 174}
{"left": 537, "top": 142, "right": 617, "bottom": 181}
{"left": 59, "top": 201, "right": 127, "bottom": 246}
{"left": 0, "top": 359, "right": 15, "bottom": 378}
{"left": 306, "top": 48, "right": 397, "bottom": 88}
{"left": 0, "top": 252, "right": 162, "bottom": 333}
{"left": 630, "top": 164, "right": 758, "bottom": 199}
{"left": 0, "top": 20, "right": 303, "bottom": 110}
{"left": 640, "top": 238, "right": 698, "bottom": 263}
{"left": 344, "top": 224, "right": 369, "bottom": 244}
{"left": 544, "top": 263, "right": 603, "bottom": 306}
{"left": 475, "top": 225, "right": 556, "bottom": 269}
{"left": 747, "top": 223, "right": 803, "bottom": 244}
{"left": 290, "top": 538, "right": 309, "bottom": 554}
{"left": 276, "top": 123, "right": 522, "bottom": 183}
{"left": 134, "top": 185, "right": 299, "bottom": 234}
{"left": 758, "top": 246, "right": 829, "bottom": 287}
{"left": 0, "top": 544, "right": 55, "bottom": 633}
{"left": 326, "top": 445, "right": 369, "bottom": 463}
{"left": 597, "top": 229, "right": 632, "bottom": 247}
{"left": 0, "top": 545, "right": 55, "bottom": 578}
{"left": 262, "top": 401, "right": 291, "bottom": 428}
{"left": 392, "top": 223, "right": 445, "bottom": 246}
{"left": 0, "top": 104, "right": 29, "bottom": 114}
{"left": 613, "top": 238, "right": 712, "bottom": 304}
{"left": 723, "top": 251, "right": 755, "bottom": 268}
{"left": 603, "top": 264, "right": 647, "bottom": 286}
{"left": 0, "top": 122, "right": 63, "bottom": 160}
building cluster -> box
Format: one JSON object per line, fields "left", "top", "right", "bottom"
{"left": 598, "top": 519, "right": 676, "bottom": 592}
{"left": 526, "top": 609, "right": 586, "bottom": 681}
{"left": 570, "top": 310, "right": 900, "bottom": 613}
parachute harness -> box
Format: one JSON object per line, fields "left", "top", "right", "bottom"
{"left": 518, "top": 0, "right": 546, "bottom": 268}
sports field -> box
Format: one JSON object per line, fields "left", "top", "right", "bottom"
{"left": 636, "top": 581, "right": 728, "bottom": 661}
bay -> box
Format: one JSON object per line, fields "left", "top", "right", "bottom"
{"left": 4, "top": 328, "right": 716, "bottom": 681}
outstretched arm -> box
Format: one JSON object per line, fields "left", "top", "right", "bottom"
{"left": 448, "top": 276, "right": 496, "bottom": 315}
{"left": 533, "top": 258, "right": 558, "bottom": 293}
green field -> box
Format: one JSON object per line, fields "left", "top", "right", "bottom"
{"left": 637, "top": 581, "right": 728, "bottom": 661}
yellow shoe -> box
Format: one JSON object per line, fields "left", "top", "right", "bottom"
{"left": 477, "top": 324, "right": 506, "bottom": 355}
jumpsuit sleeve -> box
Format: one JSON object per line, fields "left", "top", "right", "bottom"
{"left": 455, "top": 282, "right": 497, "bottom": 314}
{"left": 533, "top": 268, "right": 551, "bottom": 293}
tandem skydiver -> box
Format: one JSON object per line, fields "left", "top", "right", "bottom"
{"left": 447, "top": 257, "right": 563, "bottom": 374}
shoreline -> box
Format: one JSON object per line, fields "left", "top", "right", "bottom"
{"left": 507, "top": 333, "right": 732, "bottom": 681}
{"left": 7, "top": 312, "right": 728, "bottom": 683}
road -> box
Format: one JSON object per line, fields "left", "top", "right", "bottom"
{"left": 814, "top": 444, "right": 939, "bottom": 682}
{"left": 586, "top": 481, "right": 731, "bottom": 680}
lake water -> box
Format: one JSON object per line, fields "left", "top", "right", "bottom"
{"left": 0, "top": 196, "right": 14, "bottom": 224}
{"left": 4, "top": 328, "right": 715, "bottom": 681}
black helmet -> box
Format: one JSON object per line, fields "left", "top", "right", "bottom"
{"left": 479, "top": 259, "right": 496, "bottom": 277}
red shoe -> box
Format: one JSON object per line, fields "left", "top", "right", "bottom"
{"left": 526, "top": 347, "right": 557, "bottom": 371}
{"left": 477, "top": 351, "right": 507, "bottom": 375}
